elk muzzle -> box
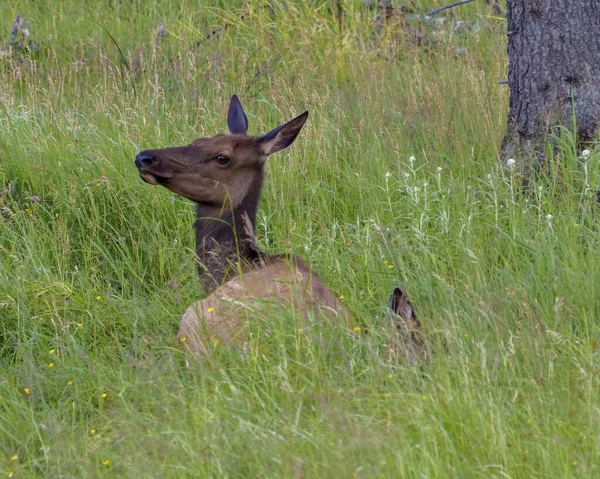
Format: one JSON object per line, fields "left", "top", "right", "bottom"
{"left": 135, "top": 151, "right": 156, "bottom": 169}
{"left": 135, "top": 150, "right": 173, "bottom": 185}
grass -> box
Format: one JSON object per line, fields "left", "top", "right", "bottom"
{"left": 1, "top": 0, "right": 599, "bottom": 477}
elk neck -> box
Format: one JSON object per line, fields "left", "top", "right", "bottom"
{"left": 194, "top": 173, "right": 266, "bottom": 294}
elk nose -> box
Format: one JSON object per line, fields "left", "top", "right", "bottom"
{"left": 135, "top": 152, "right": 156, "bottom": 169}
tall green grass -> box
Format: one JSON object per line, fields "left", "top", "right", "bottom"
{"left": 1, "top": 1, "right": 599, "bottom": 477}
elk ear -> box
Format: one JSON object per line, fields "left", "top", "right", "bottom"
{"left": 389, "top": 287, "right": 414, "bottom": 321}
{"left": 227, "top": 94, "right": 249, "bottom": 135}
{"left": 260, "top": 111, "right": 308, "bottom": 156}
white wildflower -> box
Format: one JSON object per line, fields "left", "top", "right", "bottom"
{"left": 506, "top": 158, "right": 516, "bottom": 166}
{"left": 409, "top": 156, "right": 416, "bottom": 164}
{"left": 582, "top": 149, "right": 590, "bottom": 158}
{"left": 546, "top": 214, "right": 553, "bottom": 220}
{"left": 385, "top": 172, "right": 390, "bottom": 178}
{"left": 404, "top": 173, "right": 410, "bottom": 178}
{"left": 437, "top": 167, "right": 442, "bottom": 173}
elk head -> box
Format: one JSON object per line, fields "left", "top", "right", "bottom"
{"left": 134, "top": 95, "right": 309, "bottom": 209}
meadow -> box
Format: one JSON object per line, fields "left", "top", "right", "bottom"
{"left": 1, "top": 1, "right": 599, "bottom": 477}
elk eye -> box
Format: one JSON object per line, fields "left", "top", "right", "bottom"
{"left": 214, "top": 155, "right": 230, "bottom": 166}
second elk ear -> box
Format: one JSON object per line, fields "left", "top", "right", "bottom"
{"left": 227, "top": 94, "right": 249, "bottom": 135}
{"left": 260, "top": 111, "right": 309, "bottom": 156}
{"left": 389, "top": 287, "right": 415, "bottom": 323}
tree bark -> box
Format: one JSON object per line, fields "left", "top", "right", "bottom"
{"left": 501, "top": 1, "right": 600, "bottom": 171}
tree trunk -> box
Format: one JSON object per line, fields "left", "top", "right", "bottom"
{"left": 501, "top": 1, "right": 600, "bottom": 171}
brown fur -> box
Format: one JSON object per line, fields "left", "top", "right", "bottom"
{"left": 178, "top": 255, "right": 352, "bottom": 354}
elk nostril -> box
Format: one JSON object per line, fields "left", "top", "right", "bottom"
{"left": 135, "top": 152, "right": 156, "bottom": 169}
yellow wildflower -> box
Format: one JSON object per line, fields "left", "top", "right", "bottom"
{"left": 388, "top": 265, "right": 393, "bottom": 269}
{"left": 571, "top": 461, "right": 577, "bottom": 466}
{"left": 77, "top": 323, "right": 83, "bottom": 327}
{"left": 353, "top": 326, "right": 361, "bottom": 332}
{"left": 339, "top": 295, "right": 344, "bottom": 300}
{"left": 68, "top": 380, "right": 73, "bottom": 386}
{"left": 25, "top": 208, "right": 32, "bottom": 213}
{"left": 10, "top": 455, "right": 18, "bottom": 461}
{"left": 422, "top": 395, "right": 427, "bottom": 401}
{"left": 207, "top": 307, "right": 215, "bottom": 313}
{"left": 527, "top": 418, "right": 532, "bottom": 424}
{"left": 213, "top": 339, "right": 219, "bottom": 345}
{"left": 103, "top": 460, "right": 110, "bottom": 466}
{"left": 179, "top": 337, "right": 186, "bottom": 343}
{"left": 387, "top": 374, "right": 393, "bottom": 379}
{"left": 48, "top": 363, "right": 54, "bottom": 368}
{"left": 101, "top": 393, "right": 107, "bottom": 398}
{"left": 49, "top": 349, "right": 56, "bottom": 354}
{"left": 9, "top": 472, "right": 14, "bottom": 478}
{"left": 96, "top": 295, "right": 101, "bottom": 301}
{"left": 90, "top": 429, "right": 96, "bottom": 435}
{"left": 383, "top": 260, "right": 388, "bottom": 264}
{"left": 23, "top": 387, "right": 30, "bottom": 395}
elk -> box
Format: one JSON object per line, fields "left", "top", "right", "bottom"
{"left": 135, "top": 95, "right": 427, "bottom": 360}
